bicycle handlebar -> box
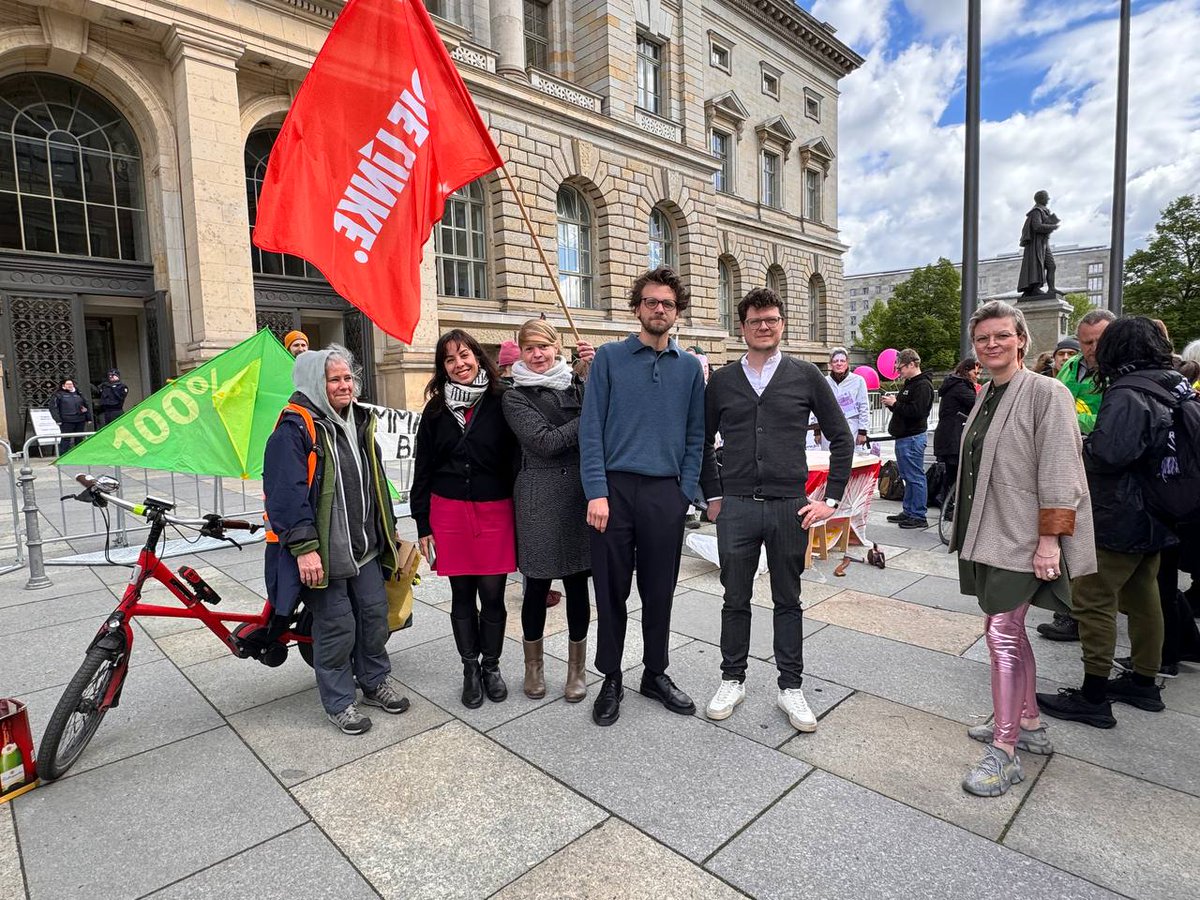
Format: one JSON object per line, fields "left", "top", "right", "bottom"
{"left": 72, "top": 473, "right": 261, "bottom": 534}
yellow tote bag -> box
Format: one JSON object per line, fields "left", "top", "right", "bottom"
{"left": 387, "top": 539, "right": 422, "bottom": 631}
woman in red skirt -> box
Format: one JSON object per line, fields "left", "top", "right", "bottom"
{"left": 412, "top": 330, "right": 519, "bottom": 708}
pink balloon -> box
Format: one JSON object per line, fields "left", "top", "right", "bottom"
{"left": 877, "top": 348, "right": 900, "bottom": 380}
{"left": 854, "top": 365, "right": 881, "bottom": 390}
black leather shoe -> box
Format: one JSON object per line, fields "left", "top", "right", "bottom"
{"left": 886, "top": 512, "right": 908, "bottom": 523}
{"left": 592, "top": 675, "right": 624, "bottom": 726}
{"left": 1037, "top": 687, "right": 1116, "bottom": 728}
{"left": 461, "top": 661, "right": 483, "bottom": 709}
{"left": 898, "top": 517, "right": 929, "bottom": 529}
{"left": 639, "top": 671, "right": 696, "bottom": 715}
{"left": 1036, "top": 612, "right": 1079, "bottom": 642}
{"left": 481, "top": 663, "right": 508, "bottom": 702}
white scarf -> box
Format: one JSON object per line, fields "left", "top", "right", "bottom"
{"left": 444, "top": 369, "right": 489, "bottom": 430}
{"left": 512, "top": 359, "right": 573, "bottom": 391}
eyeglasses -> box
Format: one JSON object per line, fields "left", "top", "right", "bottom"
{"left": 743, "top": 316, "right": 784, "bottom": 330}
{"left": 972, "top": 331, "right": 1018, "bottom": 346}
{"left": 641, "top": 298, "right": 678, "bottom": 311}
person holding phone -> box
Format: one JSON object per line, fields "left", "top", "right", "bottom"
{"left": 411, "top": 329, "right": 520, "bottom": 709}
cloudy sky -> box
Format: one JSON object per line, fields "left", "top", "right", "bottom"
{"left": 801, "top": 0, "right": 1200, "bottom": 275}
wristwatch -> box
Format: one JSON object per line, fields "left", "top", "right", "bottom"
{"left": 824, "top": 498, "right": 840, "bottom": 509}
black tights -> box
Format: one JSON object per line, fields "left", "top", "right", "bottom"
{"left": 522, "top": 570, "right": 591, "bottom": 642}
{"left": 449, "top": 574, "right": 507, "bottom": 625}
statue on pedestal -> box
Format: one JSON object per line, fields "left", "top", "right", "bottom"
{"left": 1018, "top": 190, "right": 1060, "bottom": 296}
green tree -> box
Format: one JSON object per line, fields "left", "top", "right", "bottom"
{"left": 1065, "top": 292, "right": 1092, "bottom": 334}
{"left": 857, "top": 258, "right": 962, "bottom": 371}
{"left": 1124, "top": 194, "right": 1200, "bottom": 346}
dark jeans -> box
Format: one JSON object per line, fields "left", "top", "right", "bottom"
{"left": 304, "top": 558, "right": 391, "bottom": 714}
{"left": 97, "top": 409, "right": 124, "bottom": 427}
{"left": 590, "top": 471, "right": 687, "bottom": 677}
{"left": 58, "top": 421, "right": 90, "bottom": 451}
{"left": 522, "top": 571, "right": 591, "bottom": 642}
{"left": 894, "top": 433, "right": 927, "bottom": 520}
{"left": 716, "top": 496, "right": 807, "bottom": 689}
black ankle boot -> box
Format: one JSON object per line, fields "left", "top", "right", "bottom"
{"left": 461, "top": 661, "right": 484, "bottom": 709}
{"left": 480, "top": 662, "right": 508, "bottom": 702}
{"left": 478, "top": 615, "right": 508, "bottom": 702}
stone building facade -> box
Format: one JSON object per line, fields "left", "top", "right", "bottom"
{"left": 0, "top": 0, "right": 860, "bottom": 439}
{"left": 844, "top": 245, "right": 1110, "bottom": 345}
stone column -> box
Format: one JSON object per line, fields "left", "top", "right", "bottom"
{"left": 375, "top": 245, "right": 441, "bottom": 410}
{"left": 164, "top": 28, "right": 256, "bottom": 368}
{"left": 1013, "top": 292, "right": 1071, "bottom": 359}
{"left": 490, "top": 0, "right": 527, "bottom": 80}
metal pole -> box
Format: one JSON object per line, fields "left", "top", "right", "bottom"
{"left": 19, "top": 442, "right": 50, "bottom": 589}
{"left": 961, "top": 0, "right": 982, "bottom": 359}
{"left": 1108, "top": 0, "right": 1131, "bottom": 314}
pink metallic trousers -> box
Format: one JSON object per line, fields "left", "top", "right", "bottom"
{"left": 985, "top": 604, "right": 1039, "bottom": 747}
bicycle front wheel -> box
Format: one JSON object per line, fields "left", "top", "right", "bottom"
{"left": 938, "top": 485, "right": 956, "bottom": 546}
{"left": 37, "top": 642, "right": 126, "bottom": 782}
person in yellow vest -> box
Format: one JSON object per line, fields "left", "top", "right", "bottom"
{"left": 263, "top": 345, "right": 407, "bottom": 735}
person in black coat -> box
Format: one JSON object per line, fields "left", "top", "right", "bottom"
{"left": 933, "top": 358, "right": 981, "bottom": 515}
{"left": 49, "top": 378, "right": 91, "bottom": 450}
{"left": 96, "top": 369, "right": 129, "bottom": 426}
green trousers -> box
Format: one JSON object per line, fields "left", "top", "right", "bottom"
{"left": 1072, "top": 548, "right": 1163, "bottom": 678}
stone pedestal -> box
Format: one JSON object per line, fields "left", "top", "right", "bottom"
{"left": 1009, "top": 291, "right": 1071, "bottom": 360}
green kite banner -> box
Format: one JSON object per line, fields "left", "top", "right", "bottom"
{"left": 57, "top": 329, "right": 295, "bottom": 479}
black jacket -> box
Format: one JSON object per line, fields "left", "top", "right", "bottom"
{"left": 1084, "top": 367, "right": 1183, "bottom": 554}
{"left": 887, "top": 370, "right": 934, "bottom": 439}
{"left": 99, "top": 380, "right": 129, "bottom": 412}
{"left": 411, "top": 389, "right": 519, "bottom": 538}
{"left": 933, "top": 375, "right": 977, "bottom": 458}
{"left": 50, "top": 390, "right": 90, "bottom": 424}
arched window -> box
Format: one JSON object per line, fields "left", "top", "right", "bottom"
{"left": 808, "top": 273, "right": 825, "bottom": 341}
{"left": 436, "top": 180, "right": 488, "bottom": 298}
{"left": 717, "top": 257, "right": 734, "bottom": 333}
{"left": 648, "top": 207, "right": 675, "bottom": 269}
{"left": 246, "top": 129, "right": 321, "bottom": 278}
{"left": 767, "top": 264, "right": 787, "bottom": 337}
{"left": 556, "top": 185, "right": 593, "bottom": 308}
{"left": 0, "top": 72, "right": 147, "bottom": 260}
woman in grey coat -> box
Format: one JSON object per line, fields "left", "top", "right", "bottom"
{"left": 503, "top": 319, "right": 595, "bottom": 702}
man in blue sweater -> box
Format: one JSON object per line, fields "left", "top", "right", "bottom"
{"left": 580, "top": 266, "right": 706, "bottom": 726}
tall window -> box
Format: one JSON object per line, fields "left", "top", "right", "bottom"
{"left": 637, "top": 36, "right": 663, "bottom": 115}
{"left": 648, "top": 208, "right": 675, "bottom": 269}
{"left": 0, "top": 72, "right": 147, "bottom": 260}
{"left": 718, "top": 258, "right": 734, "bottom": 333}
{"left": 524, "top": 0, "right": 550, "bottom": 70}
{"left": 761, "top": 151, "right": 780, "bottom": 209}
{"left": 711, "top": 130, "right": 732, "bottom": 193}
{"left": 557, "top": 185, "right": 593, "bottom": 309}
{"left": 805, "top": 169, "right": 822, "bottom": 222}
{"left": 808, "top": 274, "right": 824, "bottom": 342}
{"left": 1088, "top": 262, "right": 1103, "bottom": 274}
{"left": 435, "top": 180, "right": 488, "bottom": 298}
{"left": 246, "top": 129, "right": 321, "bottom": 278}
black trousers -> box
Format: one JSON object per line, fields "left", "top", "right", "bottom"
{"left": 716, "top": 496, "right": 807, "bottom": 689}
{"left": 590, "top": 472, "right": 687, "bottom": 676}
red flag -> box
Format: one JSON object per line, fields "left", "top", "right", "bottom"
{"left": 252, "top": 0, "right": 503, "bottom": 343}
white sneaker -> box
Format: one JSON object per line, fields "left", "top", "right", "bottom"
{"left": 778, "top": 687, "right": 817, "bottom": 732}
{"left": 705, "top": 679, "right": 746, "bottom": 720}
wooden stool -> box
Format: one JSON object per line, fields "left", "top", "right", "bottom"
{"left": 806, "top": 517, "right": 852, "bottom": 568}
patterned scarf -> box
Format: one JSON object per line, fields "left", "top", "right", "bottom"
{"left": 444, "top": 369, "right": 489, "bottom": 430}
{"left": 512, "top": 359, "right": 573, "bottom": 391}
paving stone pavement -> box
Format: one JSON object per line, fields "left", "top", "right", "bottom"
{"left": 1, "top": 499, "right": 1195, "bottom": 899}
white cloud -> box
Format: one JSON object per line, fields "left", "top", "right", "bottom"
{"left": 829, "top": 0, "right": 1200, "bottom": 275}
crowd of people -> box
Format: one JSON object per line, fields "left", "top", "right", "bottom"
{"left": 259, "top": 269, "right": 1197, "bottom": 807}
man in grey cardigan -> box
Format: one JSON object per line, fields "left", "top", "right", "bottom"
{"left": 700, "top": 287, "right": 853, "bottom": 732}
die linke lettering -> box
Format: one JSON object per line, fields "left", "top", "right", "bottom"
{"left": 333, "top": 69, "right": 429, "bottom": 263}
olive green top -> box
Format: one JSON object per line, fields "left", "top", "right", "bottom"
{"left": 955, "top": 380, "right": 1070, "bottom": 616}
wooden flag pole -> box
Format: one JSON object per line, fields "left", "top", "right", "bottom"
{"left": 499, "top": 162, "right": 582, "bottom": 344}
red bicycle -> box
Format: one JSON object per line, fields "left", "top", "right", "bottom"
{"left": 37, "top": 473, "right": 313, "bottom": 781}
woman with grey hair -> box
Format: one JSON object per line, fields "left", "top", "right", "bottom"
{"left": 951, "top": 301, "right": 1096, "bottom": 796}
{"left": 263, "top": 344, "right": 409, "bottom": 735}
{"left": 810, "top": 346, "right": 871, "bottom": 451}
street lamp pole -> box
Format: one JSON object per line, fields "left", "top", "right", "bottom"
{"left": 961, "top": 0, "right": 981, "bottom": 359}
{"left": 1108, "top": 0, "right": 1131, "bottom": 314}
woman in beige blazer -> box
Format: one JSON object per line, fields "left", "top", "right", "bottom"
{"left": 951, "top": 300, "right": 1097, "bottom": 797}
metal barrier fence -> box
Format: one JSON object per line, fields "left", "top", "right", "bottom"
{"left": 0, "top": 440, "right": 25, "bottom": 576}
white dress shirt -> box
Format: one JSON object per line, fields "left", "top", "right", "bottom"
{"left": 740, "top": 349, "right": 782, "bottom": 397}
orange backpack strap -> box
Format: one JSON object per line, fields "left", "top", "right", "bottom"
{"left": 264, "top": 403, "right": 319, "bottom": 544}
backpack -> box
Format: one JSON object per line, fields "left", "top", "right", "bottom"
{"left": 925, "top": 460, "right": 947, "bottom": 508}
{"left": 1109, "top": 374, "right": 1200, "bottom": 526}
{"left": 878, "top": 459, "right": 905, "bottom": 501}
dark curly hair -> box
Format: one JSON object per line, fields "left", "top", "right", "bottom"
{"left": 1094, "top": 315, "right": 1175, "bottom": 390}
{"left": 628, "top": 266, "right": 690, "bottom": 313}
{"left": 424, "top": 329, "right": 504, "bottom": 413}
{"left": 736, "top": 287, "right": 785, "bottom": 324}
{"left": 953, "top": 357, "right": 980, "bottom": 378}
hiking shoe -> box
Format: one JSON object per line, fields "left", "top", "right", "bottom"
{"left": 962, "top": 744, "right": 1024, "bottom": 797}
{"left": 777, "top": 687, "right": 817, "bottom": 732}
{"left": 967, "top": 721, "right": 1053, "bottom": 756}
{"left": 898, "top": 517, "right": 929, "bottom": 529}
{"left": 1113, "top": 656, "right": 1178, "bottom": 679}
{"left": 1106, "top": 672, "right": 1166, "bottom": 712}
{"left": 1037, "top": 688, "right": 1116, "bottom": 728}
{"left": 886, "top": 512, "right": 909, "bottom": 523}
{"left": 361, "top": 679, "right": 411, "bottom": 714}
{"left": 328, "top": 703, "right": 372, "bottom": 735}
{"left": 1036, "top": 612, "right": 1079, "bottom": 642}
{"left": 705, "top": 679, "right": 746, "bottom": 721}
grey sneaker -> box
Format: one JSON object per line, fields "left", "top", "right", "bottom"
{"left": 962, "top": 744, "right": 1024, "bottom": 797}
{"left": 328, "top": 702, "right": 372, "bottom": 735}
{"left": 967, "top": 721, "right": 1053, "bottom": 756}
{"left": 361, "top": 678, "right": 411, "bottom": 714}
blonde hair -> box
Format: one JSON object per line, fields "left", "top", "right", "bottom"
{"left": 969, "top": 299, "right": 1030, "bottom": 358}
{"left": 518, "top": 319, "right": 560, "bottom": 349}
